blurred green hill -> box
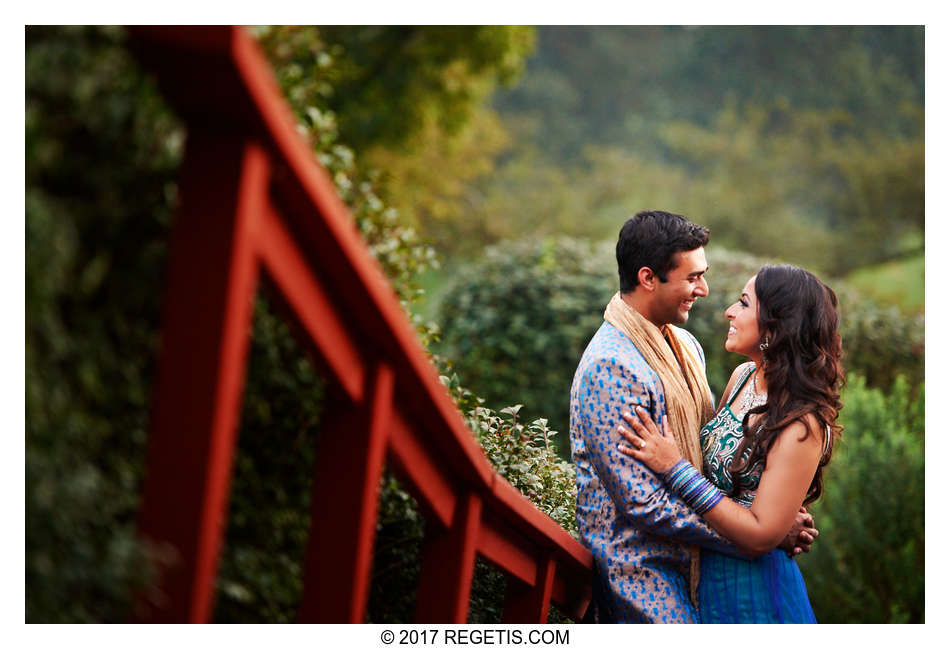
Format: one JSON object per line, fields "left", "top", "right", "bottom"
{"left": 846, "top": 253, "right": 924, "bottom": 315}
{"left": 385, "top": 26, "right": 923, "bottom": 285}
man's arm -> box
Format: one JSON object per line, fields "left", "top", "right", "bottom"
{"left": 575, "top": 354, "right": 742, "bottom": 556}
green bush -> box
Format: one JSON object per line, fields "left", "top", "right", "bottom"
{"left": 211, "top": 298, "right": 325, "bottom": 622}
{"left": 449, "top": 376, "right": 578, "bottom": 534}
{"left": 798, "top": 374, "right": 924, "bottom": 623}
{"left": 362, "top": 381, "right": 578, "bottom": 623}
{"left": 435, "top": 237, "right": 617, "bottom": 456}
{"left": 26, "top": 25, "right": 180, "bottom": 622}
{"left": 833, "top": 284, "right": 924, "bottom": 391}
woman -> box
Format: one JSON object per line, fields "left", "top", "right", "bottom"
{"left": 617, "top": 264, "right": 843, "bottom": 623}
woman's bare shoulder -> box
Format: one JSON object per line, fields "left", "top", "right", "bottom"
{"left": 717, "top": 362, "right": 757, "bottom": 410}
{"left": 774, "top": 414, "right": 825, "bottom": 453}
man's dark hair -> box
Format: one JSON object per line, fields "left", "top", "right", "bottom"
{"left": 616, "top": 210, "right": 710, "bottom": 292}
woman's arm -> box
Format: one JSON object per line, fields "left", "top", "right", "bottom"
{"left": 617, "top": 407, "right": 823, "bottom": 558}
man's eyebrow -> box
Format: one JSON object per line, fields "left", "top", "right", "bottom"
{"left": 687, "top": 267, "right": 708, "bottom": 277}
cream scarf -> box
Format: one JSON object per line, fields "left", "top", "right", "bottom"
{"left": 604, "top": 291, "right": 715, "bottom": 603}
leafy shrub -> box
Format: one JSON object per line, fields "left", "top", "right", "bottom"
{"left": 832, "top": 284, "right": 924, "bottom": 391}
{"left": 448, "top": 375, "right": 578, "bottom": 534}
{"left": 211, "top": 298, "right": 325, "bottom": 622}
{"left": 798, "top": 374, "right": 924, "bottom": 623}
{"left": 363, "top": 380, "right": 578, "bottom": 623}
{"left": 435, "top": 237, "right": 616, "bottom": 456}
{"left": 26, "top": 25, "right": 180, "bottom": 622}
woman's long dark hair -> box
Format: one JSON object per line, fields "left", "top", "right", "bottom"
{"left": 730, "top": 264, "right": 844, "bottom": 505}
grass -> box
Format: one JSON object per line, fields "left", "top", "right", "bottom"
{"left": 845, "top": 253, "right": 924, "bottom": 315}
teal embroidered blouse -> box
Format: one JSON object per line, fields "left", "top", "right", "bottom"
{"left": 699, "top": 363, "right": 763, "bottom": 508}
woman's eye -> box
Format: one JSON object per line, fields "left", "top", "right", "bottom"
{"left": 739, "top": 299, "right": 748, "bottom": 307}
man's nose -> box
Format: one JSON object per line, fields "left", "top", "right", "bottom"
{"left": 694, "top": 277, "right": 709, "bottom": 297}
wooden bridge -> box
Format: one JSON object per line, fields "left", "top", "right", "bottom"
{"left": 129, "top": 26, "right": 592, "bottom": 623}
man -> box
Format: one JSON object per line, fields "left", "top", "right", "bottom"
{"left": 570, "top": 210, "right": 814, "bottom": 623}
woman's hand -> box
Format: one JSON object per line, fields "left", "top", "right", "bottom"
{"left": 616, "top": 406, "right": 683, "bottom": 474}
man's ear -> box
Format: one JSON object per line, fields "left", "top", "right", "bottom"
{"left": 637, "top": 266, "right": 657, "bottom": 292}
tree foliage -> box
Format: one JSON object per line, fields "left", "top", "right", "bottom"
{"left": 439, "top": 99, "right": 923, "bottom": 276}
{"left": 416, "top": 26, "right": 925, "bottom": 276}
{"left": 256, "top": 25, "right": 534, "bottom": 156}
{"left": 654, "top": 101, "right": 923, "bottom": 274}
{"left": 495, "top": 26, "right": 922, "bottom": 161}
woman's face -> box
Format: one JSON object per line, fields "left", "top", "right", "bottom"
{"left": 724, "top": 275, "right": 763, "bottom": 360}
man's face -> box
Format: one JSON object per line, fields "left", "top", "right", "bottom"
{"left": 651, "top": 247, "right": 709, "bottom": 326}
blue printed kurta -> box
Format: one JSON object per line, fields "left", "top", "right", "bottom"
{"left": 570, "top": 321, "right": 737, "bottom": 623}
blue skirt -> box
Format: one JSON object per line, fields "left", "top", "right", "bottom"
{"left": 699, "top": 549, "right": 817, "bottom": 623}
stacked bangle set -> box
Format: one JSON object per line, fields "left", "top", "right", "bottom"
{"left": 663, "top": 459, "right": 723, "bottom": 514}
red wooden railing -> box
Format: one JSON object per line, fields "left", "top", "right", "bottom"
{"left": 129, "top": 26, "right": 592, "bottom": 624}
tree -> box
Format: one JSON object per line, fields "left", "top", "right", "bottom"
{"left": 256, "top": 25, "right": 534, "bottom": 156}
{"left": 494, "top": 26, "right": 923, "bottom": 161}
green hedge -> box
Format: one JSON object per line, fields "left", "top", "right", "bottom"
{"left": 435, "top": 237, "right": 616, "bottom": 456}
{"left": 798, "top": 375, "right": 924, "bottom": 623}
{"left": 26, "top": 26, "right": 179, "bottom": 622}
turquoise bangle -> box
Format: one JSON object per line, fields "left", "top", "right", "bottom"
{"left": 662, "top": 459, "right": 723, "bottom": 515}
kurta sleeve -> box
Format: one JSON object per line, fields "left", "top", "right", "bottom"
{"left": 574, "top": 352, "right": 741, "bottom": 556}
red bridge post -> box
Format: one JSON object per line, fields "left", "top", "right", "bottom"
{"left": 298, "top": 364, "right": 394, "bottom": 623}
{"left": 137, "top": 135, "right": 268, "bottom": 622}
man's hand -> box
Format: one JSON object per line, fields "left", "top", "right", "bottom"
{"left": 779, "top": 507, "right": 818, "bottom": 557}
{"left": 616, "top": 408, "right": 683, "bottom": 473}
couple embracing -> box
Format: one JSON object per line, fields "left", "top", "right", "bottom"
{"left": 570, "top": 210, "right": 843, "bottom": 623}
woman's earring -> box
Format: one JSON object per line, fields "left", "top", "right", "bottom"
{"left": 759, "top": 336, "right": 770, "bottom": 351}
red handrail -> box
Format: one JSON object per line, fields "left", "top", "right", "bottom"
{"left": 129, "top": 26, "right": 592, "bottom": 623}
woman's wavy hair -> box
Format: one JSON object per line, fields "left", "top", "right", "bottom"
{"left": 730, "top": 264, "right": 844, "bottom": 505}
